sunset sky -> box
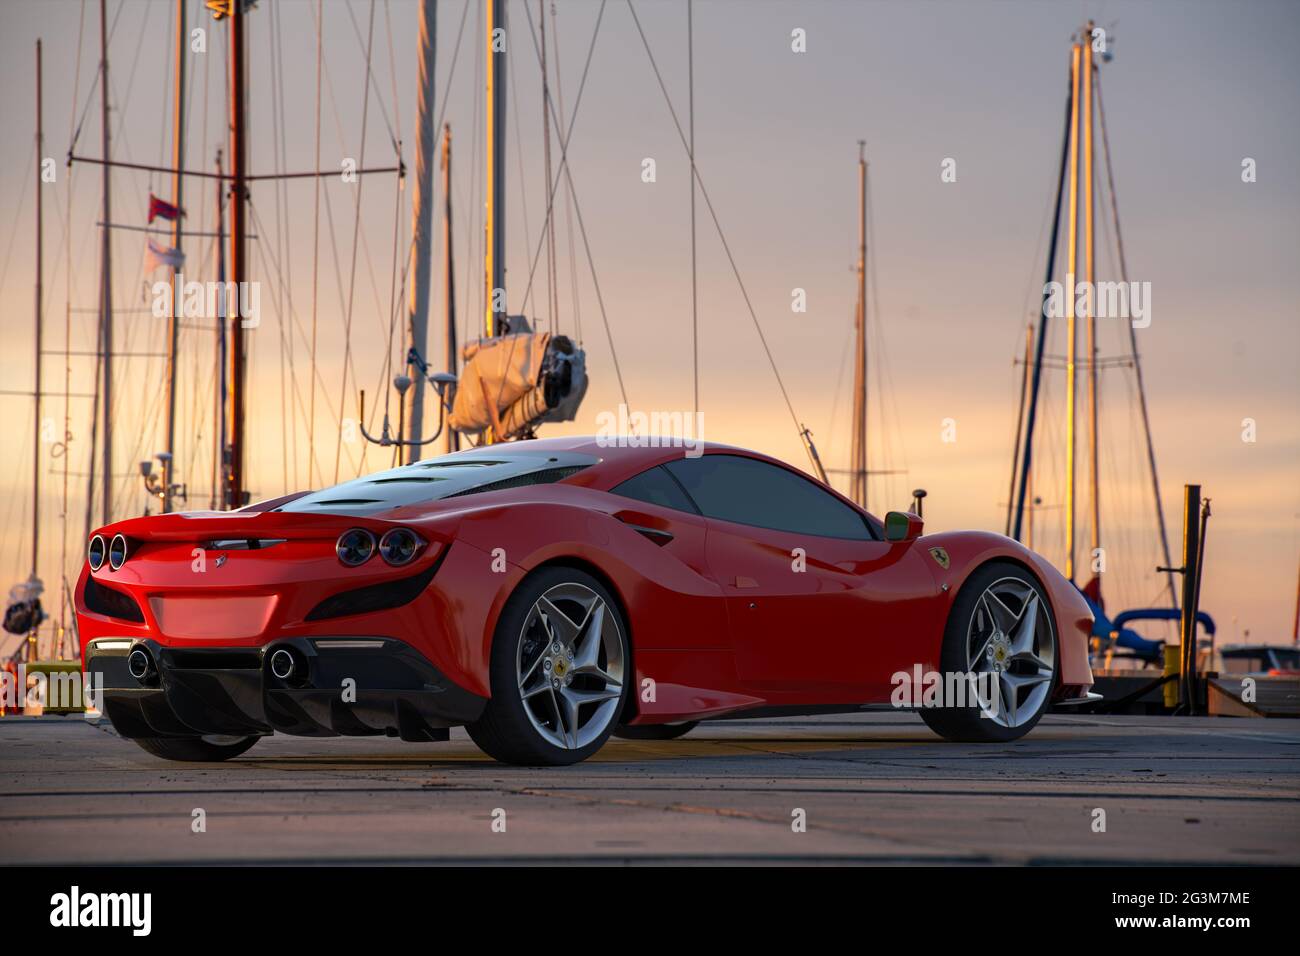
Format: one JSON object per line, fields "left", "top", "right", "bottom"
{"left": 0, "top": 0, "right": 1297, "bottom": 652}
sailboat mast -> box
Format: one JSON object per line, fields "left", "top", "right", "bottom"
{"left": 484, "top": 0, "right": 506, "bottom": 339}
{"left": 1063, "top": 41, "right": 1082, "bottom": 582}
{"left": 213, "top": 149, "right": 227, "bottom": 510}
{"left": 33, "top": 39, "right": 43, "bottom": 580}
{"left": 98, "top": 0, "right": 113, "bottom": 526}
{"left": 228, "top": 0, "right": 248, "bottom": 507}
{"left": 849, "top": 142, "right": 868, "bottom": 508}
{"left": 163, "top": 0, "right": 186, "bottom": 513}
{"left": 1083, "top": 24, "right": 1100, "bottom": 570}
{"left": 442, "top": 124, "right": 460, "bottom": 454}
{"left": 404, "top": 0, "right": 437, "bottom": 465}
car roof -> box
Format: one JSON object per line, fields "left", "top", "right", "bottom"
{"left": 269, "top": 437, "right": 853, "bottom": 519}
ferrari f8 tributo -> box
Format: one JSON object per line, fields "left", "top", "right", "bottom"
{"left": 77, "top": 437, "right": 1095, "bottom": 765}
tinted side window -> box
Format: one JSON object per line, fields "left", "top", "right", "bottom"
{"left": 663, "top": 455, "right": 870, "bottom": 539}
{"left": 611, "top": 465, "right": 700, "bottom": 514}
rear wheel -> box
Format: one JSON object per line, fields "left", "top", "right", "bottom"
{"left": 613, "top": 721, "right": 698, "bottom": 741}
{"left": 132, "top": 735, "right": 260, "bottom": 762}
{"left": 467, "top": 567, "right": 629, "bottom": 766}
{"left": 920, "top": 562, "right": 1058, "bottom": 743}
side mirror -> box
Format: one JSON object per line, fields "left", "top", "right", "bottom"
{"left": 884, "top": 511, "right": 924, "bottom": 543}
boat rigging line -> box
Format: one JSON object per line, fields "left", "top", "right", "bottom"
{"left": 625, "top": 0, "right": 819, "bottom": 476}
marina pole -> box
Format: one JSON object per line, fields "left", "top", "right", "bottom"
{"left": 484, "top": 0, "right": 506, "bottom": 339}
{"left": 849, "top": 143, "right": 868, "bottom": 509}
{"left": 1063, "top": 41, "right": 1082, "bottom": 582}
{"left": 1177, "top": 485, "right": 1203, "bottom": 714}
{"left": 442, "top": 124, "right": 459, "bottom": 453}
{"left": 404, "top": 0, "right": 437, "bottom": 464}
{"left": 98, "top": 0, "right": 114, "bottom": 526}
{"left": 1083, "top": 23, "right": 1100, "bottom": 573}
{"left": 32, "top": 39, "right": 43, "bottom": 610}
{"left": 163, "top": 0, "right": 186, "bottom": 512}
{"left": 213, "top": 150, "right": 227, "bottom": 510}
{"left": 228, "top": 0, "right": 248, "bottom": 506}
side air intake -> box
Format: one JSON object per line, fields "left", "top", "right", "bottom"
{"left": 305, "top": 549, "right": 448, "bottom": 621}
{"left": 84, "top": 576, "right": 145, "bottom": 623}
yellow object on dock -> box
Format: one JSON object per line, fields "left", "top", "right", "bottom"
{"left": 1162, "top": 644, "right": 1180, "bottom": 709}
{"left": 24, "top": 660, "right": 85, "bottom": 715}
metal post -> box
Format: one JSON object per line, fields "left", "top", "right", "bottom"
{"left": 1083, "top": 24, "right": 1100, "bottom": 570}
{"left": 33, "top": 39, "right": 43, "bottom": 580}
{"left": 228, "top": 0, "right": 248, "bottom": 507}
{"left": 404, "top": 0, "right": 436, "bottom": 464}
{"left": 98, "top": 0, "right": 114, "bottom": 526}
{"left": 442, "top": 124, "right": 459, "bottom": 454}
{"left": 213, "top": 149, "right": 227, "bottom": 508}
{"left": 849, "top": 142, "right": 867, "bottom": 509}
{"left": 484, "top": 0, "right": 505, "bottom": 339}
{"left": 163, "top": 0, "right": 186, "bottom": 512}
{"left": 1063, "top": 42, "right": 1082, "bottom": 581}
{"left": 1178, "top": 485, "right": 1202, "bottom": 714}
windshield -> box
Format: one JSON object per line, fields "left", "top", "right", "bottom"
{"left": 274, "top": 448, "right": 598, "bottom": 517}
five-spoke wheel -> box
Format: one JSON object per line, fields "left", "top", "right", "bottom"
{"left": 469, "top": 567, "right": 630, "bottom": 765}
{"left": 515, "top": 581, "right": 626, "bottom": 752}
{"left": 964, "top": 575, "right": 1056, "bottom": 729}
{"left": 921, "top": 562, "right": 1058, "bottom": 743}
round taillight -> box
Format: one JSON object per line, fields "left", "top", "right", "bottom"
{"left": 379, "top": 528, "right": 425, "bottom": 566}
{"left": 88, "top": 535, "right": 107, "bottom": 571}
{"left": 108, "top": 534, "right": 129, "bottom": 570}
{"left": 336, "top": 528, "right": 376, "bottom": 567}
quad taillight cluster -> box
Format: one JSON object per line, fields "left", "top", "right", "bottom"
{"left": 87, "top": 533, "right": 129, "bottom": 571}
{"left": 89, "top": 528, "right": 425, "bottom": 571}
{"left": 336, "top": 528, "right": 426, "bottom": 568}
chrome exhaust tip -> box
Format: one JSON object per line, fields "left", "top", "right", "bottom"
{"left": 127, "top": 646, "right": 156, "bottom": 685}
{"left": 269, "top": 647, "right": 297, "bottom": 681}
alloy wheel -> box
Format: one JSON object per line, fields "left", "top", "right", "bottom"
{"left": 516, "top": 582, "right": 625, "bottom": 750}
{"left": 964, "top": 576, "right": 1055, "bottom": 728}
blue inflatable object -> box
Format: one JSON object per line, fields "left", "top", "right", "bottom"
{"left": 1081, "top": 596, "right": 1168, "bottom": 663}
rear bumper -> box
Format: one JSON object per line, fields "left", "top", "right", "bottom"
{"left": 86, "top": 636, "right": 486, "bottom": 741}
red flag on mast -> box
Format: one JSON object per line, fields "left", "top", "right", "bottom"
{"left": 148, "top": 193, "right": 184, "bottom": 223}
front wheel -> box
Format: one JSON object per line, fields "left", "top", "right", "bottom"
{"left": 467, "top": 567, "right": 629, "bottom": 766}
{"left": 920, "top": 562, "right": 1058, "bottom": 743}
{"left": 132, "top": 735, "right": 260, "bottom": 762}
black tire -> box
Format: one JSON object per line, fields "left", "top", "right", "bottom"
{"left": 467, "top": 566, "right": 630, "bottom": 766}
{"left": 132, "top": 735, "right": 260, "bottom": 762}
{"left": 613, "top": 721, "right": 698, "bottom": 741}
{"left": 919, "top": 561, "right": 1059, "bottom": 743}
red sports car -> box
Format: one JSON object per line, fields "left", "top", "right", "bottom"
{"left": 76, "top": 437, "right": 1095, "bottom": 765}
